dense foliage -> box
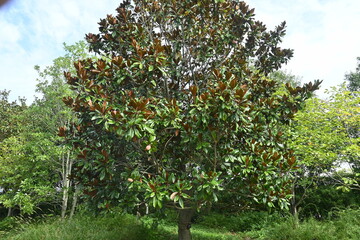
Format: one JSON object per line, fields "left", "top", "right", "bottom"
{"left": 0, "top": 92, "right": 57, "bottom": 215}
{"left": 60, "top": 1, "right": 320, "bottom": 239}
{"left": 290, "top": 85, "right": 359, "bottom": 203}
{"left": 0, "top": 42, "right": 90, "bottom": 216}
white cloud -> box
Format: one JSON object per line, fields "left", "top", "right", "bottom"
{"left": 0, "top": 21, "right": 21, "bottom": 45}
{"left": 0, "top": 0, "right": 120, "bottom": 103}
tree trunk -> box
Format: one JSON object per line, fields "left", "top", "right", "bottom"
{"left": 61, "top": 182, "right": 70, "bottom": 218}
{"left": 290, "top": 183, "right": 300, "bottom": 227}
{"left": 178, "top": 208, "right": 194, "bottom": 240}
{"left": 290, "top": 184, "right": 297, "bottom": 216}
{"left": 61, "top": 150, "right": 73, "bottom": 218}
{"left": 7, "top": 207, "right": 13, "bottom": 217}
{"left": 69, "top": 184, "right": 79, "bottom": 219}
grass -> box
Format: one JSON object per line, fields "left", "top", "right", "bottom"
{"left": 157, "top": 224, "right": 246, "bottom": 240}
{"left": 1, "top": 208, "right": 359, "bottom": 240}
{"left": 1, "top": 213, "right": 246, "bottom": 240}
{"left": 2, "top": 214, "right": 151, "bottom": 240}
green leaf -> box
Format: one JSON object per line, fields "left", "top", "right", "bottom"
{"left": 157, "top": 199, "right": 163, "bottom": 208}
{"left": 178, "top": 197, "right": 184, "bottom": 208}
{"left": 126, "top": 128, "right": 135, "bottom": 138}
{"left": 149, "top": 135, "right": 156, "bottom": 142}
{"left": 143, "top": 125, "right": 155, "bottom": 134}
{"left": 99, "top": 170, "right": 106, "bottom": 181}
{"left": 134, "top": 128, "right": 142, "bottom": 138}
{"left": 152, "top": 197, "right": 157, "bottom": 208}
{"left": 213, "top": 193, "right": 218, "bottom": 202}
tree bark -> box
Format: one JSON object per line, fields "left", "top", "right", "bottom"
{"left": 290, "top": 183, "right": 300, "bottom": 227}
{"left": 61, "top": 150, "right": 73, "bottom": 218}
{"left": 61, "top": 183, "right": 69, "bottom": 218}
{"left": 290, "top": 183, "right": 297, "bottom": 216}
{"left": 7, "top": 207, "right": 13, "bottom": 217}
{"left": 69, "top": 184, "right": 79, "bottom": 219}
{"left": 178, "top": 208, "right": 194, "bottom": 240}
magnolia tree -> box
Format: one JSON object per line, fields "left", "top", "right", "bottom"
{"left": 60, "top": 1, "right": 320, "bottom": 239}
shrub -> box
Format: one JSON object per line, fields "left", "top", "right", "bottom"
{"left": 298, "top": 185, "right": 360, "bottom": 219}
{"left": 260, "top": 217, "right": 337, "bottom": 240}
{"left": 331, "top": 208, "right": 360, "bottom": 239}
{"left": 261, "top": 208, "right": 360, "bottom": 240}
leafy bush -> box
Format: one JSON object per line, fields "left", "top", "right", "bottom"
{"left": 330, "top": 208, "right": 360, "bottom": 239}
{"left": 260, "top": 217, "right": 337, "bottom": 240}
{"left": 298, "top": 185, "right": 360, "bottom": 219}
{"left": 260, "top": 208, "right": 360, "bottom": 240}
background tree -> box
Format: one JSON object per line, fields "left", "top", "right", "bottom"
{"left": 0, "top": 90, "right": 26, "bottom": 142}
{"left": 0, "top": 133, "right": 59, "bottom": 215}
{"left": 0, "top": 92, "right": 57, "bottom": 216}
{"left": 61, "top": 1, "right": 320, "bottom": 239}
{"left": 31, "top": 41, "right": 91, "bottom": 218}
{"left": 0, "top": 91, "right": 27, "bottom": 216}
{"left": 269, "top": 70, "right": 302, "bottom": 87}
{"left": 345, "top": 57, "right": 360, "bottom": 92}
{"left": 289, "top": 84, "right": 360, "bottom": 217}
{"left": 0, "top": 42, "right": 90, "bottom": 218}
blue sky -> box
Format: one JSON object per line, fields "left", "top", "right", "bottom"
{"left": 1, "top": 0, "right": 360, "bottom": 103}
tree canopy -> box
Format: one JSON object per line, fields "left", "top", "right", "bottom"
{"left": 60, "top": 1, "right": 321, "bottom": 239}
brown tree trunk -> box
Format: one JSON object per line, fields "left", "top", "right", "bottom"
{"left": 178, "top": 208, "right": 194, "bottom": 240}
